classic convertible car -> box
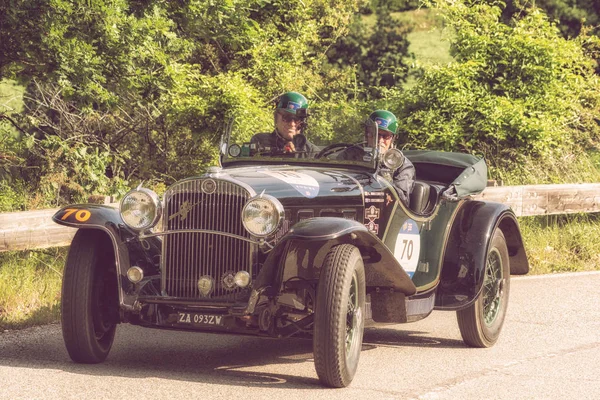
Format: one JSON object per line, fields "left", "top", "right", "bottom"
{"left": 53, "top": 121, "right": 528, "bottom": 388}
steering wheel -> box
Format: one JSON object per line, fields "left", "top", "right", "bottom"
{"left": 315, "top": 143, "right": 364, "bottom": 159}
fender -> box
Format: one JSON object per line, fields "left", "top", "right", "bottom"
{"left": 435, "top": 200, "right": 529, "bottom": 310}
{"left": 254, "top": 217, "right": 417, "bottom": 296}
{"left": 53, "top": 204, "right": 148, "bottom": 314}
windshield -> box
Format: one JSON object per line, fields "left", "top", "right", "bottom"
{"left": 220, "top": 117, "right": 381, "bottom": 171}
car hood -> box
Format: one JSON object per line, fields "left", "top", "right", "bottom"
{"left": 215, "top": 166, "right": 368, "bottom": 207}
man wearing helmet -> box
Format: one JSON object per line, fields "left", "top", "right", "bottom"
{"left": 250, "top": 91, "right": 319, "bottom": 157}
{"left": 339, "top": 110, "right": 415, "bottom": 205}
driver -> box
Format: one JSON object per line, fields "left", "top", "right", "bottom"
{"left": 250, "top": 91, "right": 319, "bottom": 157}
{"left": 339, "top": 110, "right": 415, "bottom": 205}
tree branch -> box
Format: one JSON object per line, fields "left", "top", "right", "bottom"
{"left": 0, "top": 114, "right": 28, "bottom": 135}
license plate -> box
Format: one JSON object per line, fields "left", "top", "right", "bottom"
{"left": 177, "top": 312, "right": 224, "bottom": 326}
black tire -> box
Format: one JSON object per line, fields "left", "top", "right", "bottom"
{"left": 61, "top": 230, "right": 119, "bottom": 363}
{"left": 313, "top": 244, "right": 365, "bottom": 388}
{"left": 457, "top": 228, "right": 510, "bottom": 348}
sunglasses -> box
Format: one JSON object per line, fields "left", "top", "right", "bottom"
{"left": 278, "top": 112, "right": 301, "bottom": 124}
{"left": 379, "top": 132, "right": 394, "bottom": 141}
{"left": 366, "top": 128, "right": 394, "bottom": 141}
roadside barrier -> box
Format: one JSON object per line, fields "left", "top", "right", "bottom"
{"left": 1, "top": 184, "right": 599, "bottom": 252}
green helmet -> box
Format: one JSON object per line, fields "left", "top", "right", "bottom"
{"left": 276, "top": 91, "right": 308, "bottom": 115}
{"left": 369, "top": 110, "right": 398, "bottom": 135}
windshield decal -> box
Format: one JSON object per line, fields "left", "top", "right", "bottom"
{"left": 261, "top": 171, "right": 320, "bottom": 198}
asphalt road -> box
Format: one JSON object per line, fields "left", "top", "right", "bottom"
{"left": 1, "top": 272, "right": 599, "bottom": 400}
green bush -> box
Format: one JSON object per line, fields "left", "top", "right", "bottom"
{"left": 326, "top": 5, "right": 414, "bottom": 98}
{"left": 0, "top": 0, "right": 365, "bottom": 204}
{"left": 392, "top": 1, "right": 600, "bottom": 179}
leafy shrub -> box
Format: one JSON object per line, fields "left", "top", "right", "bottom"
{"left": 1, "top": 0, "right": 364, "bottom": 203}
{"left": 392, "top": 1, "right": 600, "bottom": 178}
{"left": 326, "top": 4, "right": 414, "bottom": 98}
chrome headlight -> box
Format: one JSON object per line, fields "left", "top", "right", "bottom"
{"left": 242, "top": 193, "right": 284, "bottom": 237}
{"left": 120, "top": 188, "right": 162, "bottom": 231}
{"left": 383, "top": 148, "right": 405, "bottom": 170}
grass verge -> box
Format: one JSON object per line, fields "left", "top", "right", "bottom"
{"left": 520, "top": 214, "right": 600, "bottom": 275}
{"left": 0, "top": 248, "right": 66, "bottom": 330}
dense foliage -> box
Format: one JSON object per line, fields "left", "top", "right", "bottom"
{"left": 493, "top": 0, "right": 600, "bottom": 38}
{"left": 392, "top": 1, "right": 600, "bottom": 182}
{"left": 486, "top": 0, "right": 600, "bottom": 74}
{"left": 1, "top": 0, "right": 600, "bottom": 208}
{"left": 0, "top": 0, "right": 365, "bottom": 207}
{"left": 326, "top": 4, "right": 414, "bottom": 98}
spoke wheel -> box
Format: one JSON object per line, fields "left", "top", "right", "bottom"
{"left": 483, "top": 248, "right": 503, "bottom": 326}
{"left": 314, "top": 244, "right": 365, "bottom": 388}
{"left": 61, "top": 230, "right": 118, "bottom": 363}
{"left": 457, "top": 228, "right": 510, "bottom": 348}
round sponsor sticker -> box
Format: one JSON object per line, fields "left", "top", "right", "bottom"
{"left": 261, "top": 171, "right": 320, "bottom": 198}
{"left": 394, "top": 219, "right": 420, "bottom": 278}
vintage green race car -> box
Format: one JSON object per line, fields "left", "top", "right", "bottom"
{"left": 53, "top": 122, "right": 528, "bottom": 388}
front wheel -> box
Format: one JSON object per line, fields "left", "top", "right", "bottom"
{"left": 457, "top": 228, "right": 510, "bottom": 348}
{"left": 61, "top": 230, "right": 119, "bottom": 363}
{"left": 313, "top": 244, "right": 366, "bottom": 388}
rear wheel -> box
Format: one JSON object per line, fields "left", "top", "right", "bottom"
{"left": 313, "top": 244, "right": 365, "bottom": 388}
{"left": 457, "top": 229, "right": 510, "bottom": 348}
{"left": 61, "top": 230, "right": 119, "bottom": 363}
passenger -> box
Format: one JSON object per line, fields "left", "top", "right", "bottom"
{"left": 339, "top": 110, "right": 415, "bottom": 205}
{"left": 250, "top": 91, "right": 319, "bottom": 157}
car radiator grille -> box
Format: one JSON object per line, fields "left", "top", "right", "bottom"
{"left": 161, "top": 178, "right": 255, "bottom": 301}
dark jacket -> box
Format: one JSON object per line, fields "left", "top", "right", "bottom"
{"left": 250, "top": 130, "right": 320, "bottom": 158}
{"left": 338, "top": 146, "right": 415, "bottom": 205}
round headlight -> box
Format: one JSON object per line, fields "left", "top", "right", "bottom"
{"left": 242, "top": 194, "right": 284, "bottom": 237}
{"left": 383, "top": 148, "right": 405, "bottom": 170}
{"left": 120, "top": 188, "right": 162, "bottom": 231}
{"left": 234, "top": 271, "right": 251, "bottom": 288}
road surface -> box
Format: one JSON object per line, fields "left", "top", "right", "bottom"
{"left": 1, "top": 272, "right": 599, "bottom": 399}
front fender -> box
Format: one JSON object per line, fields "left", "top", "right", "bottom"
{"left": 435, "top": 201, "right": 529, "bottom": 310}
{"left": 255, "top": 217, "right": 416, "bottom": 296}
{"left": 53, "top": 204, "right": 141, "bottom": 313}
{"left": 53, "top": 204, "right": 125, "bottom": 230}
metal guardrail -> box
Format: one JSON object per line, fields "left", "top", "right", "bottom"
{"left": 1, "top": 183, "right": 600, "bottom": 252}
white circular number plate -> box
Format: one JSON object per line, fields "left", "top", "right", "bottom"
{"left": 394, "top": 219, "right": 421, "bottom": 278}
